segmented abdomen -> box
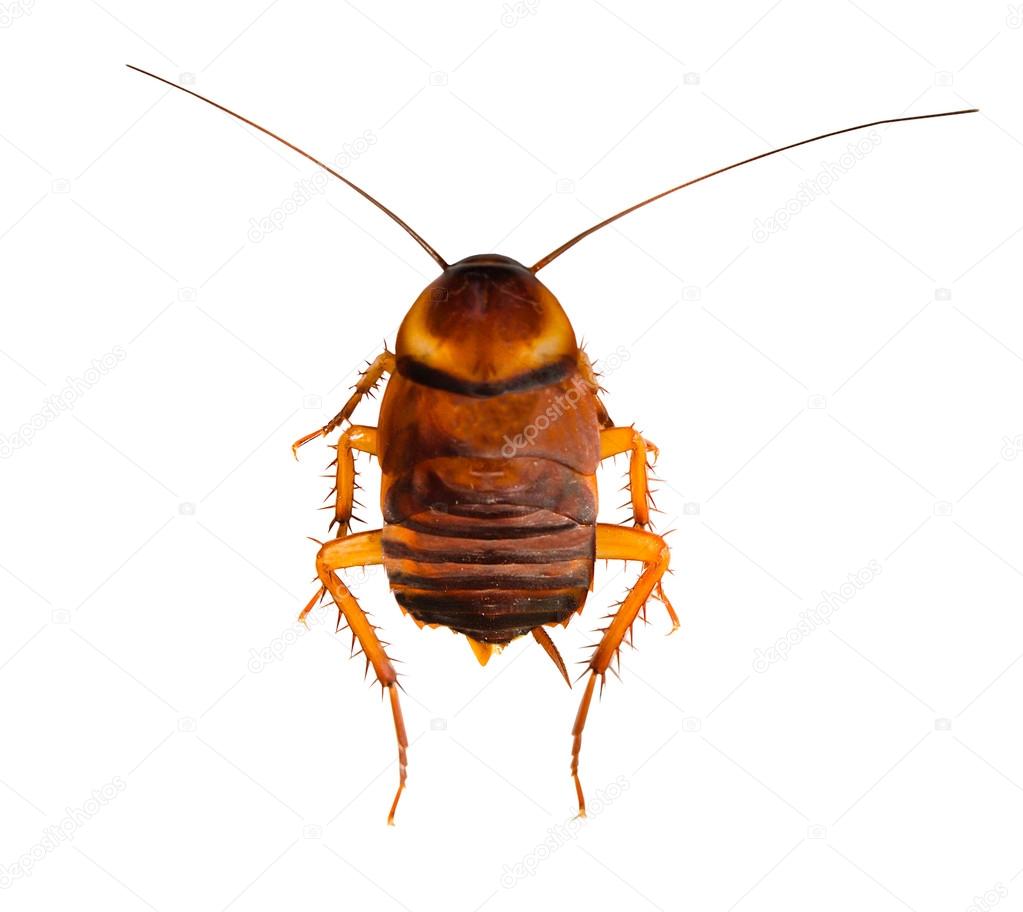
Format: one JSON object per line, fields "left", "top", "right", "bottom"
{"left": 381, "top": 456, "right": 597, "bottom": 644}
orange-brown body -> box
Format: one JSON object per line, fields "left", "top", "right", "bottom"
{"left": 131, "top": 64, "right": 973, "bottom": 822}
{"left": 376, "top": 255, "right": 604, "bottom": 647}
{"left": 293, "top": 254, "right": 671, "bottom": 821}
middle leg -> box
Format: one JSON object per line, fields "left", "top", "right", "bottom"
{"left": 327, "top": 425, "right": 377, "bottom": 537}
{"left": 600, "top": 426, "right": 659, "bottom": 528}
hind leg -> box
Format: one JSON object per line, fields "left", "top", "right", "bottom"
{"left": 311, "top": 531, "right": 409, "bottom": 825}
{"left": 571, "top": 524, "right": 674, "bottom": 816}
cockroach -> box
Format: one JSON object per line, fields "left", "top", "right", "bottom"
{"left": 128, "top": 64, "right": 975, "bottom": 823}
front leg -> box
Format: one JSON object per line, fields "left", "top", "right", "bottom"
{"left": 600, "top": 426, "right": 659, "bottom": 527}
{"left": 292, "top": 350, "right": 394, "bottom": 456}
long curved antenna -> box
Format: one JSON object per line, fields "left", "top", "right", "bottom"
{"left": 531, "top": 108, "right": 978, "bottom": 273}
{"left": 126, "top": 64, "right": 449, "bottom": 270}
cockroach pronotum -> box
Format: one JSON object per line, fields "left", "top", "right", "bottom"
{"left": 128, "top": 64, "right": 976, "bottom": 824}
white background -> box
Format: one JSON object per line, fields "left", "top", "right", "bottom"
{"left": 2, "top": 1, "right": 1021, "bottom": 910}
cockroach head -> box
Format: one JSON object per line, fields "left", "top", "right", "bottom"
{"left": 395, "top": 254, "right": 578, "bottom": 394}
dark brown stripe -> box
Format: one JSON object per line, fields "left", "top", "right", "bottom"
{"left": 398, "top": 509, "right": 579, "bottom": 540}
{"left": 396, "top": 354, "right": 575, "bottom": 397}
{"left": 387, "top": 559, "right": 593, "bottom": 592}
{"left": 392, "top": 587, "right": 587, "bottom": 644}
{"left": 383, "top": 523, "right": 593, "bottom": 563}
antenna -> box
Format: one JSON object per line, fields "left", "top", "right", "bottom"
{"left": 126, "top": 65, "right": 449, "bottom": 270}
{"left": 531, "top": 108, "right": 978, "bottom": 273}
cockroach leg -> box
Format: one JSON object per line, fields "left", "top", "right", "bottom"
{"left": 315, "top": 530, "right": 408, "bottom": 825}
{"left": 599, "top": 427, "right": 659, "bottom": 528}
{"left": 292, "top": 351, "right": 394, "bottom": 458}
{"left": 571, "top": 524, "right": 673, "bottom": 816}
{"left": 532, "top": 627, "right": 571, "bottom": 687}
{"left": 298, "top": 586, "right": 327, "bottom": 626}
{"left": 331, "top": 425, "right": 378, "bottom": 537}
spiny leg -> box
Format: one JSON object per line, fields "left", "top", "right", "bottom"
{"left": 597, "top": 513, "right": 675, "bottom": 634}
{"left": 313, "top": 531, "right": 409, "bottom": 825}
{"left": 325, "top": 425, "right": 377, "bottom": 537}
{"left": 532, "top": 627, "right": 571, "bottom": 687}
{"left": 600, "top": 426, "right": 660, "bottom": 529}
{"left": 293, "top": 350, "right": 394, "bottom": 456}
{"left": 571, "top": 524, "right": 674, "bottom": 816}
